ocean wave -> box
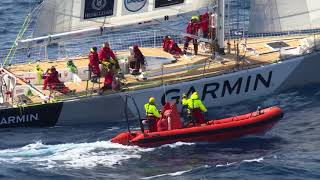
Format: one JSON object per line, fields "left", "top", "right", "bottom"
{"left": 0, "top": 140, "right": 154, "bottom": 169}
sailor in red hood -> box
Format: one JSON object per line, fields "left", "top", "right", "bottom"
{"left": 130, "top": 44, "right": 145, "bottom": 75}
{"left": 43, "top": 66, "right": 70, "bottom": 94}
{"left": 162, "top": 36, "right": 171, "bottom": 52}
{"left": 184, "top": 16, "right": 200, "bottom": 55}
{"left": 88, "top": 47, "right": 100, "bottom": 79}
{"left": 98, "top": 42, "right": 120, "bottom": 71}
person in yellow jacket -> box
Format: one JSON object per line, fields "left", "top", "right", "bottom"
{"left": 35, "top": 64, "right": 44, "bottom": 85}
{"left": 182, "top": 92, "right": 207, "bottom": 124}
{"left": 144, "top": 97, "right": 160, "bottom": 132}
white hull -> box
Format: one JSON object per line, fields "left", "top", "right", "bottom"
{"left": 55, "top": 51, "right": 318, "bottom": 125}
{"left": 1, "top": 51, "right": 319, "bottom": 127}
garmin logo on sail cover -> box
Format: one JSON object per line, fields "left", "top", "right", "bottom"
{"left": 0, "top": 114, "right": 39, "bottom": 125}
{"left": 124, "top": 0, "right": 147, "bottom": 12}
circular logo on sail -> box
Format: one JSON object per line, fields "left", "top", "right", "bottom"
{"left": 124, "top": 0, "right": 147, "bottom": 12}
{"left": 92, "top": 0, "right": 107, "bottom": 11}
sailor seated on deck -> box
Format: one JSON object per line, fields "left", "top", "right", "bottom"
{"left": 98, "top": 42, "right": 120, "bottom": 74}
{"left": 42, "top": 66, "right": 72, "bottom": 94}
{"left": 128, "top": 44, "right": 146, "bottom": 75}
{"left": 143, "top": 97, "right": 161, "bottom": 132}
{"left": 99, "top": 63, "right": 114, "bottom": 93}
{"left": 162, "top": 36, "right": 183, "bottom": 57}
{"left": 182, "top": 92, "right": 207, "bottom": 125}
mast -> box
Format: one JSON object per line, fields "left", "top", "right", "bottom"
{"left": 217, "top": 0, "right": 225, "bottom": 54}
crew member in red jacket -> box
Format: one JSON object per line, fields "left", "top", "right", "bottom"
{"left": 162, "top": 36, "right": 171, "bottom": 52}
{"left": 88, "top": 47, "right": 100, "bottom": 78}
{"left": 130, "top": 44, "right": 145, "bottom": 74}
{"left": 43, "top": 66, "right": 70, "bottom": 94}
{"left": 98, "top": 42, "right": 120, "bottom": 71}
{"left": 184, "top": 16, "right": 200, "bottom": 55}
{"left": 200, "top": 12, "right": 209, "bottom": 38}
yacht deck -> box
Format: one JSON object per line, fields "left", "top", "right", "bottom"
{"left": 6, "top": 34, "right": 313, "bottom": 105}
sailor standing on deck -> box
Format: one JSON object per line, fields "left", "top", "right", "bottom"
{"left": 182, "top": 92, "right": 207, "bottom": 124}
{"left": 184, "top": 16, "right": 200, "bottom": 55}
{"left": 88, "top": 47, "right": 101, "bottom": 82}
{"left": 144, "top": 97, "right": 161, "bottom": 132}
{"left": 200, "top": 12, "right": 210, "bottom": 39}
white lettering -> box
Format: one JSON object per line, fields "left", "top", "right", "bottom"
{"left": 0, "top": 113, "right": 39, "bottom": 125}
{"left": 1, "top": 118, "right": 7, "bottom": 125}
{"left": 16, "top": 115, "right": 25, "bottom": 123}
{"left": 30, "top": 114, "right": 39, "bottom": 121}
{"left": 8, "top": 116, "right": 15, "bottom": 124}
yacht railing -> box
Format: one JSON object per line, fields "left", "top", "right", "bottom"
{"left": 0, "top": 30, "right": 185, "bottom": 65}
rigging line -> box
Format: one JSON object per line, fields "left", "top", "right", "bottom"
{"left": 8, "top": 16, "right": 33, "bottom": 64}
{"left": 3, "top": 1, "right": 43, "bottom": 65}
{"left": 2, "top": 14, "right": 31, "bottom": 66}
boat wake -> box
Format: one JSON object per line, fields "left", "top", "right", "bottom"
{"left": 0, "top": 141, "right": 152, "bottom": 169}
{"left": 159, "top": 142, "right": 195, "bottom": 149}
{"left": 142, "top": 156, "right": 274, "bottom": 179}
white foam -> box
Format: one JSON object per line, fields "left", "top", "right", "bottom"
{"left": 243, "top": 157, "right": 264, "bottom": 163}
{"left": 142, "top": 165, "right": 210, "bottom": 179}
{"left": 216, "top": 162, "right": 237, "bottom": 167}
{"left": 0, "top": 141, "right": 151, "bottom": 169}
{"left": 142, "top": 169, "right": 192, "bottom": 179}
{"left": 159, "top": 142, "right": 195, "bottom": 149}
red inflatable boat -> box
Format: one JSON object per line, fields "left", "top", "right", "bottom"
{"left": 111, "top": 103, "right": 284, "bottom": 147}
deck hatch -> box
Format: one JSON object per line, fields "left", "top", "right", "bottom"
{"left": 266, "top": 41, "right": 290, "bottom": 50}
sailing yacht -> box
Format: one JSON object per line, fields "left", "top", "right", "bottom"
{"left": 0, "top": 0, "right": 319, "bottom": 128}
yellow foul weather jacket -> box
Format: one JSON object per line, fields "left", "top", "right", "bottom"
{"left": 144, "top": 103, "right": 161, "bottom": 118}
{"left": 182, "top": 93, "right": 207, "bottom": 112}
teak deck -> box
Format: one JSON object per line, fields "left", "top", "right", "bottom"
{"left": 7, "top": 35, "right": 309, "bottom": 104}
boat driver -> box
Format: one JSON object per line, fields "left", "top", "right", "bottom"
{"left": 182, "top": 92, "right": 207, "bottom": 125}
{"left": 144, "top": 97, "right": 161, "bottom": 132}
